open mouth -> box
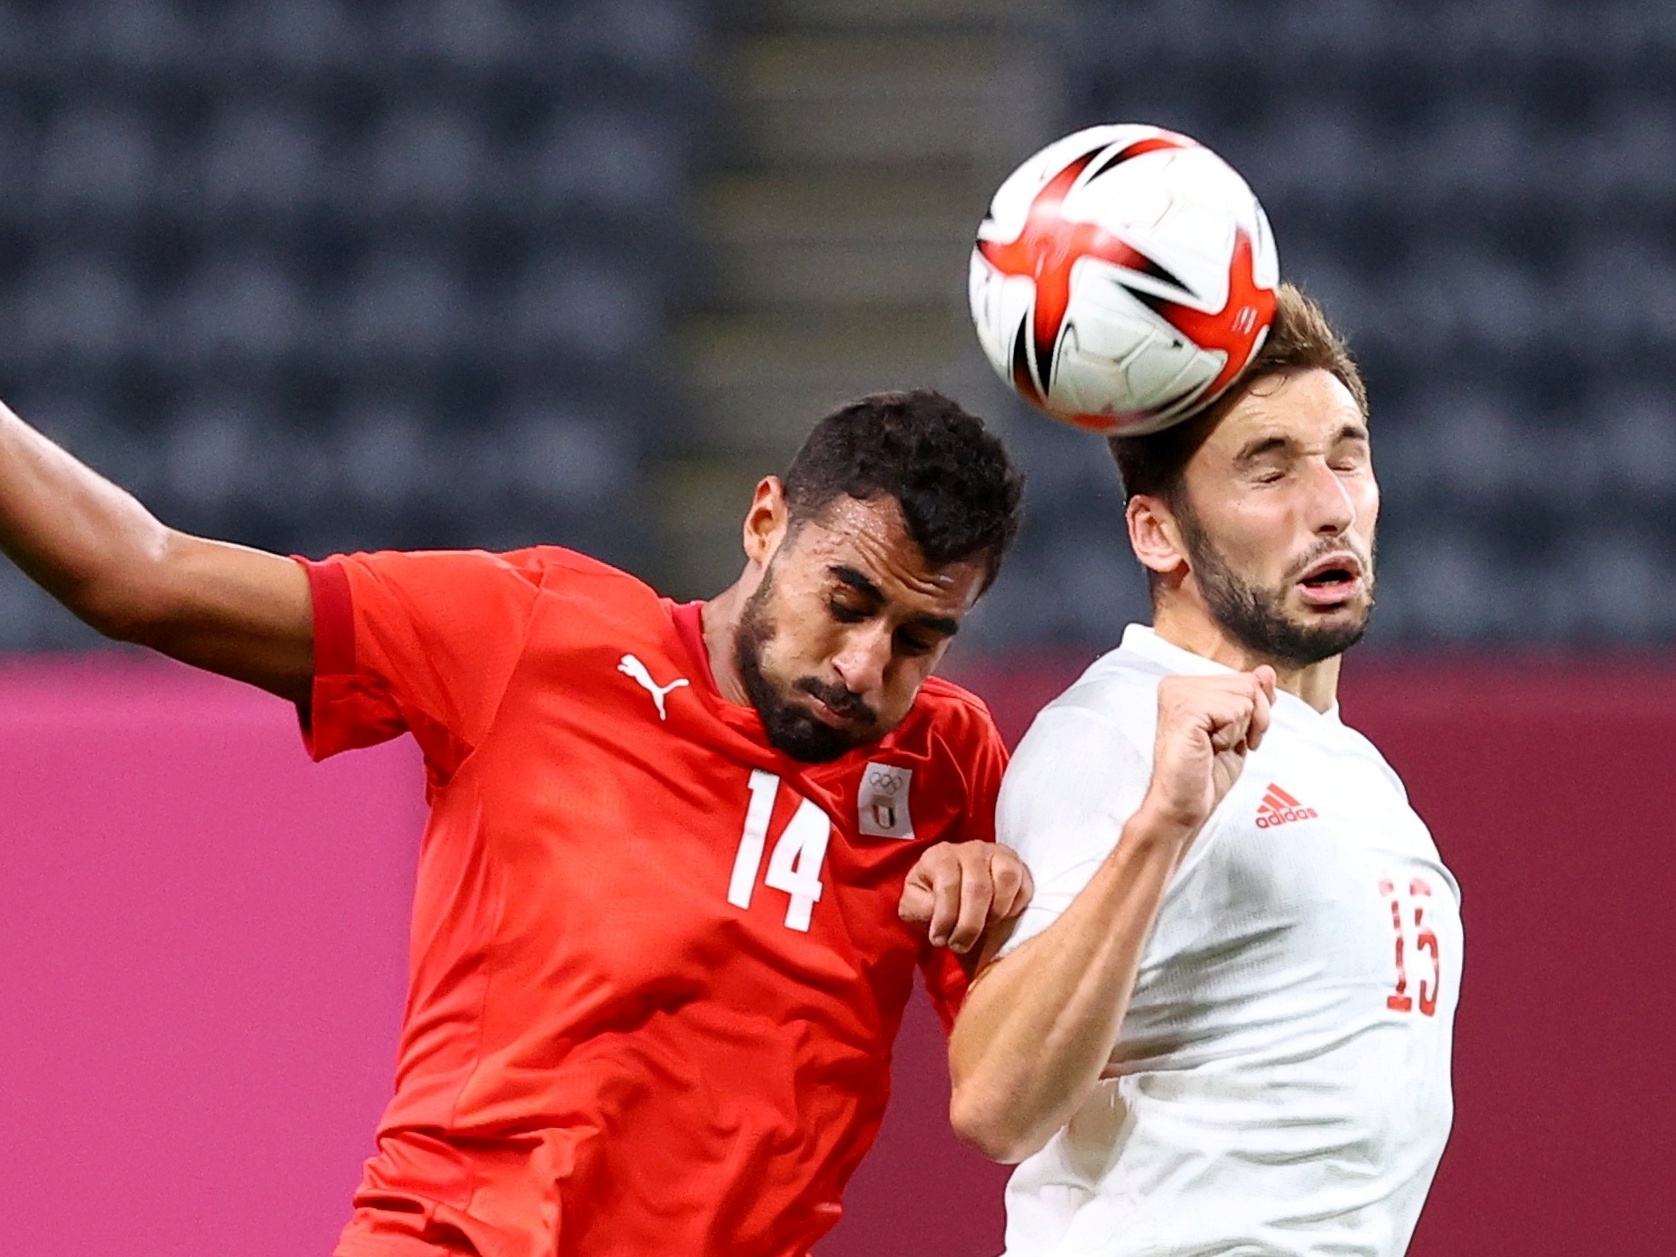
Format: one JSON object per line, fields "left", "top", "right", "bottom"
{"left": 1295, "top": 554, "right": 1364, "bottom": 607}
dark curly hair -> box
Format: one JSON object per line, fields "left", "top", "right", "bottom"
{"left": 781, "top": 390, "right": 1025, "bottom": 591}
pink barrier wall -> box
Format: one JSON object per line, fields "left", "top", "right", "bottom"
{"left": 5, "top": 653, "right": 1674, "bottom": 1255}
{"left": 0, "top": 657, "right": 423, "bottom": 1255}
{"left": 835, "top": 655, "right": 1676, "bottom": 1257}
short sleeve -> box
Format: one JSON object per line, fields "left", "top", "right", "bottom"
{"left": 299, "top": 549, "right": 543, "bottom": 776}
{"left": 994, "top": 703, "right": 1154, "bottom": 959}
{"left": 919, "top": 697, "right": 1010, "bottom": 1032}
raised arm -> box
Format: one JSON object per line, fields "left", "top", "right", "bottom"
{"left": 947, "top": 668, "right": 1275, "bottom": 1163}
{"left": 0, "top": 399, "right": 314, "bottom": 702}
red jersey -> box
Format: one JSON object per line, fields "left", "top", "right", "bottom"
{"left": 299, "top": 546, "right": 1007, "bottom": 1257}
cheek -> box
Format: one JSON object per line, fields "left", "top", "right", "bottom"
{"left": 1221, "top": 500, "right": 1293, "bottom": 571}
{"left": 759, "top": 609, "right": 841, "bottom": 681}
{"left": 756, "top": 625, "right": 808, "bottom": 682}
{"left": 1356, "top": 480, "right": 1381, "bottom": 533}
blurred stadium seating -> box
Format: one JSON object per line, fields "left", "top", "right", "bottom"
{"left": 1045, "top": 0, "right": 1676, "bottom": 648}
{"left": 0, "top": 0, "right": 1672, "bottom": 653}
{"left": 0, "top": 0, "right": 708, "bottom": 647}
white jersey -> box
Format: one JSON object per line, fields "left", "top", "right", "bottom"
{"left": 996, "top": 626, "right": 1462, "bottom": 1257}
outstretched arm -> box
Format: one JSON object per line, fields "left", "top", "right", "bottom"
{"left": 0, "top": 400, "right": 313, "bottom": 702}
{"left": 947, "top": 669, "right": 1276, "bottom": 1163}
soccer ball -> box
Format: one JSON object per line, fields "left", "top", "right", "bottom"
{"left": 968, "top": 124, "right": 1279, "bottom": 436}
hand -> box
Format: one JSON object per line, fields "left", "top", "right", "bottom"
{"left": 898, "top": 842, "right": 1034, "bottom": 954}
{"left": 1142, "top": 668, "right": 1277, "bottom": 839}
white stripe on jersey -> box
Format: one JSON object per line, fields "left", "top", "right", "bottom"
{"left": 995, "top": 625, "right": 1461, "bottom": 1257}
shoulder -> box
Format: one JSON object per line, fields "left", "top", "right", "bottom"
{"left": 915, "top": 674, "right": 1000, "bottom": 729}
{"left": 323, "top": 546, "right": 668, "bottom": 651}
{"left": 997, "top": 652, "right": 1165, "bottom": 855}
{"left": 328, "top": 544, "right": 634, "bottom": 592}
{"left": 899, "top": 676, "right": 1009, "bottom": 768}
{"left": 510, "top": 544, "right": 649, "bottom": 592}
{"left": 880, "top": 674, "right": 997, "bottom": 741}
{"left": 1326, "top": 715, "right": 1411, "bottom": 799}
{"left": 1013, "top": 647, "right": 1167, "bottom": 764}
{"left": 903, "top": 674, "right": 1006, "bottom": 765}
{"left": 497, "top": 545, "right": 669, "bottom": 620}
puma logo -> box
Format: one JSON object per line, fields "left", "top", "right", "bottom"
{"left": 617, "top": 654, "right": 689, "bottom": 721}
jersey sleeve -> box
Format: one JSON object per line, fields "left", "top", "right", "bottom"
{"left": 919, "top": 696, "right": 1010, "bottom": 1033}
{"left": 299, "top": 549, "right": 543, "bottom": 778}
{"left": 994, "top": 702, "right": 1154, "bottom": 960}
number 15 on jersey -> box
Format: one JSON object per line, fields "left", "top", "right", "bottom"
{"left": 728, "top": 770, "right": 833, "bottom": 932}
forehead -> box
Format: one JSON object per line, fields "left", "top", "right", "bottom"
{"left": 784, "top": 495, "right": 984, "bottom": 609}
{"left": 1196, "top": 367, "right": 1367, "bottom": 462}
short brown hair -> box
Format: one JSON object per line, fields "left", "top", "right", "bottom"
{"left": 1108, "top": 283, "right": 1366, "bottom": 506}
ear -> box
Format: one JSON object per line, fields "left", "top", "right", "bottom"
{"left": 1126, "top": 493, "right": 1188, "bottom": 581}
{"left": 742, "top": 476, "right": 790, "bottom": 568}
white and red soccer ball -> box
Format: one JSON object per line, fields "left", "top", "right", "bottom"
{"left": 969, "top": 124, "right": 1280, "bottom": 437}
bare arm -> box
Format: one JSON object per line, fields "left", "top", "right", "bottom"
{"left": 0, "top": 400, "right": 314, "bottom": 703}
{"left": 947, "top": 668, "right": 1276, "bottom": 1164}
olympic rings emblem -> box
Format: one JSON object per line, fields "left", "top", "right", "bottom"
{"left": 865, "top": 767, "right": 905, "bottom": 795}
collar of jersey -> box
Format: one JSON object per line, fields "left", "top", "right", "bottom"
{"left": 665, "top": 597, "right": 790, "bottom": 740}
{"left": 667, "top": 598, "right": 723, "bottom": 697}
{"left": 1118, "top": 624, "right": 1342, "bottom": 723}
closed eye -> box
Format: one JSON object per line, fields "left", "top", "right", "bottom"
{"left": 829, "top": 600, "right": 868, "bottom": 623}
{"left": 894, "top": 630, "right": 937, "bottom": 657}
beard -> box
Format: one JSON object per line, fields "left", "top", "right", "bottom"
{"left": 1178, "top": 507, "right": 1375, "bottom": 669}
{"left": 734, "top": 572, "right": 880, "bottom": 763}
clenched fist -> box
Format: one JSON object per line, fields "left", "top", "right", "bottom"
{"left": 1143, "top": 667, "right": 1277, "bottom": 840}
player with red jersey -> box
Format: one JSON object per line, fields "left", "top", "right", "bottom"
{"left": 0, "top": 389, "right": 1031, "bottom": 1256}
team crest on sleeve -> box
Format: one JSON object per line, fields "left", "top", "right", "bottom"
{"left": 858, "top": 762, "right": 915, "bottom": 839}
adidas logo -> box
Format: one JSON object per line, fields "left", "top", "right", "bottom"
{"left": 1255, "top": 783, "right": 1319, "bottom": 829}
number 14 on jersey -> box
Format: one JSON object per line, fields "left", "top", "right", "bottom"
{"left": 728, "top": 770, "right": 832, "bottom": 932}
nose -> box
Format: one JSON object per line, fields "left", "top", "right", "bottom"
{"left": 832, "top": 623, "right": 892, "bottom": 698}
{"left": 1305, "top": 457, "right": 1355, "bottom": 535}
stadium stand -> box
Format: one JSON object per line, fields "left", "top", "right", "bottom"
{"left": 1045, "top": 0, "right": 1676, "bottom": 647}
{"left": 0, "top": 0, "right": 708, "bottom": 648}
{"left": 1, "top": 0, "right": 1672, "bottom": 651}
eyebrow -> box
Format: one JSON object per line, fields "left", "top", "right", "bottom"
{"left": 1235, "top": 422, "right": 1370, "bottom": 464}
{"left": 1234, "top": 435, "right": 1291, "bottom": 464}
{"left": 831, "top": 565, "right": 961, "bottom": 637}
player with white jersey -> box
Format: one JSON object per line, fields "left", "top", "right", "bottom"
{"left": 949, "top": 284, "right": 1461, "bottom": 1257}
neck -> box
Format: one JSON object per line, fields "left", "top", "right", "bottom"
{"left": 700, "top": 579, "right": 752, "bottom": 705}
{"left": 1151, "top": 599, "right": 1343, "bottom": 713}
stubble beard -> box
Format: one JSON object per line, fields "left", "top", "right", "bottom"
{"left": 1178, "top": 507, "right": 1376, "bottom": 669}
{"left": 734, "top": 572, "right": 877, "bottom": 763}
